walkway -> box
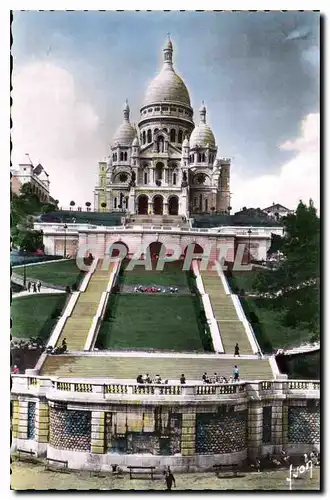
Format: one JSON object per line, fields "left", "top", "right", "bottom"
{"left": 12, "top": 287, "right": 65, "bottom": 298}
{"left": 55, "top": 262, "right": 113, "bottom": 350}
{"left": 201, "top": 270, "right": 253, "bottom": 354}
{"left": 40, "top": 352, "right": 273, "bottom": 379}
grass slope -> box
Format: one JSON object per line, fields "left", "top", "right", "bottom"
{"left": 14, "top": 259, "right": 83, "bottom": 287}
{"left": 97, "top": 294, "right": 204, "bottom": 351}
{"left": 11, "top": 293, "right": 67, "bottom": 340}
{"left": 118, "top": 260, "right": 189, "bottom": 287}
{"left": 227, "top": 271, "right": 312, "bottom": 351}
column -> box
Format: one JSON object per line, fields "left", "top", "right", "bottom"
{"left": 18, "top": 400, "right": 28, "bottom": 439}
{"left": 247, "top": 401, "right": 263, "bottom": 458}
{"left": 91, "top": 411, "right": 105, "bottom": 454}
{"left": 149, "top": 167, "right": 153, "bottom": 185}
{"left": 272, "top": 402, "right": 284, "bottom": 452}
{"left": 181, "top": 410, "right": 196, "bottom": 456}
{"left": 163, "top": 202, "right": 168, "bottom": 215}
{"left": 148, "top": 202, "right": 153, "bottom": 215}
{"left": 282, "top": 404, "right": 289, "bottom": 447}
{"left": 35, "top": 401, "right": 49, "bottom": 445}
{"left": 12, "top": 400, "right": 19, "bottom": 440}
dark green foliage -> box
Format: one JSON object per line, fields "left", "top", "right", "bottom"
{"left": 253, "top": 200, "right": 320, "bottom": 341}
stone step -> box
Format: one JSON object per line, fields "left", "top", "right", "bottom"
{"left": 41, "top": 354, "right": 273, "bottom": 380}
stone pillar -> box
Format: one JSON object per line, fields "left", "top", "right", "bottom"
{"left": 12, "top": 400, "right": 19, "bottom": 440}
{"left": 271, "top": 402, "right": 284, "bottom": 452}
{"left": 128, "top": 190, "right": 135, "bottom": 214}
{"left": 18, "top": 400, "right": 28, "bottom": 439}
{"left": 247, "top": 401, "right": 263, "bottom": 458}
{"left": 163, "top": 203, "right": 168, "bottom": 215}
{"left": 148, "top": 202, "right": 153, "bottom": 215}
{"left": 91, "top": 411, "right": 105, "bottom": 454}
{"left": 35, "top": 401, "right": 49, "bottom": 445}
{"left": 282, "top": 404, "right": 289, "bottom": 447}
{"left": 181, "top": 411, "right": 196, "bottom": 456}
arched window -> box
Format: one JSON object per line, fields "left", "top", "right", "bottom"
{"left": 147, "top": 129, "right": 152, "bottom": 143}
{"left": 120, "top": 152, "right": 124, "bottom": 161}
{"left": 142, "top": 131, "right": 146, "bottom": 144}
{"left": 173, "top": 172, "right": 177, "bottom": 185}
{"left": 198, "top": 153, "right": 202, "bottom": 163}
{"left": 202, "top": 153, "right": 206, "bottom": 162}
{"left": 114, "top": 197, "right": 117, "bottom": 209}
{"left": 144, "top": 171, "right": 148, "bottom": 184}
{"left": 124, "top": 152, "right": 128, "bottom": 161}
{"left": 163, "top": 128, "right": 168, "bottom": 134}
{"left": 199, "top": 194, "right": 203, "bottom": 210}
{"left": 154, "top": 128, "right": 159, "bottom": 135}
{"left": 205, "top": 198, "right": 208, "bottom": 212}
{"left": 125, "top": 196, "right": 129, "bottom": 209}
{"left": 194, "top": 197, "right": 197, "bottom": 207}
{"left": 170, "top": 129, "right": 176, "bottom": 142}
{"left": 178, "top": 130, "right": 183, "bottom": 143}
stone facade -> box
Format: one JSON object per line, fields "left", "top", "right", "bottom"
{"left": 11, "top": 378, "right": 320, "bottom": 471}
{"left": 94, "top": 38, "right": 231, "bottom": 217}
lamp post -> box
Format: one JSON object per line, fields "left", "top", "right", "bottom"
{"left": 248, "top": 228, "right": 252, "bottom": 264}
{"left": 63, "top": 224, "right": 68, "bottom": 258}
{"left": 23, "top": 248, "right": 27, "bottom": 289}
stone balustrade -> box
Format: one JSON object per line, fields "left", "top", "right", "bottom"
{"left": 11, "top": 375, "right": 320, "bottom": 402}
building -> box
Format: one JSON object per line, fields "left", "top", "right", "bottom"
{"left": 94, "top": 37, "right": 231, "bottom": 216}
{"left": 11, "top": 153, "right": 50, "bottom": 202}
{"left": 262, "top": 203, "right": 294, "bottom": 219}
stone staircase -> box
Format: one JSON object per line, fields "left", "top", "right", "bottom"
{"left": 55, "top": 262, "right": 112, "bottom": 350}
{"left": 201, "top": 271, "right": 253, "bottom": 355}
{"left": 40, "top": 354, "right": 273, "bottom": 380}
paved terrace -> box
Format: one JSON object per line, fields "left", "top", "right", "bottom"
{"left": 40, "top": 352, "right": 274, "bottom": 380}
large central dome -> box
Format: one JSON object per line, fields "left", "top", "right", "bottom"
{"left": 143, "top": 38, "right": 191, "bottom": 107}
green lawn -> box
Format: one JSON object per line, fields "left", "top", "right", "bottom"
{"left": 14, "top": 259, "right": 83, "bottom": 287}
{"left": 11, "top": 294, "right": 67, "bottom": 340}
{"left": 97, "top": 294, "right": 204, "bottom": 351}
{"left": 118, "top": 260, "right": 189, "bottom": 287}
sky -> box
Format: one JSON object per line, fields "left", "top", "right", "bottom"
{"left": 11, "top": 11, "right": 320, "bottom": 212}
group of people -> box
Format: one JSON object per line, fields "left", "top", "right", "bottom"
{"left": 46, "top": 338, "right": 68, "bottom": 355}
{"left": 202, "top": 366, "right": 240, "bottom": 384}
{"left": 136, "top": 373, "right": 186, "bottom": 385}
{"left": 26, "top": 281, "right": 41, "bottom": 293}
{"left": 134, "top": 285, "right": 179, "bottom": 294}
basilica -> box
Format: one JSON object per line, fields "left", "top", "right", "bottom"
{"left": 94, "top": 37, "right": 231, "bottom": 217}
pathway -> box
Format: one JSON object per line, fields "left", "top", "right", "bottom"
{"left": 12, "top": 287, "right": 65, "bottom": 298}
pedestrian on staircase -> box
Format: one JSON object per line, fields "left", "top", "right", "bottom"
{"left": 37, "top": 280, "right": 41, "bottom": 292}
{"left": 234, "top": 343, "right": 240, "bottom": 356}
{"left": 27, "top": 281, "right": 31, "bottom": 292}
{"left": 32, "top": 282, "right": 37, "bottom": 293}
{"left": 233, "top": 365, "right": 240, "bottom": 382}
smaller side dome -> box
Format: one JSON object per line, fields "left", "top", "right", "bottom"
{"left": 190, "top": 102, "right": 215, "bottom": 148}
{"left": 132, "top": 136, "right": 139, "bottom": 147}
{"left": 111, "top": 99, "right": 136, "bottom": 147}
{"left": 182, "top": 136, "right": 189, "bottom": 147}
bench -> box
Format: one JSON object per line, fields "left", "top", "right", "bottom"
{"left": 45, "top": 457, "right": 68, "bottom": 472}
{"left": 213, "top": 463, "right": 239, "bottom": 476}
{"left": 128, "top": 466, "right": 156, "bottom": 480}
{"left": 17, "top": 449, "right": 35, "bottom": 461}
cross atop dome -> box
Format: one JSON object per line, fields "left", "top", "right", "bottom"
{"left": 123, "top": 98, "right": 130, "bottom": 121}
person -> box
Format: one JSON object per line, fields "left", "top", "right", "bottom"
{"left": 62, "top": 338, "right": 67, "bottom": 352}
{"left": 32, "top": 282, "right": 37, "bottom": 293}
{"left": 234, "top": 343, "right": 240, "bottom": 356}
{"left": 12, "top": 365, "right": 19, "bottom": 374}
{"left": 164, "top": 467, "right": 176, "bottom": 491}
{"left": 37, "top": 280, "right": 41, "bottom": 292}
{"left": 202, "top": 372, "right": 208, "bottom": 383}
{"left": 146, "top": 373, "right": 152, "bottom": 384}
{"left": 155, "top": 374, "right": 162, "bottom": 384}
{"left": 180, "top": 374, "right": 186, "bottom": 384}
{"left": 233, "top": 365, "right": 239, "bottom": 382}
{"left": 27, "top": 281, "right": 31, "bottom": 292}
{"left": 136, "top": 374, "right": 143, "bottom": 384}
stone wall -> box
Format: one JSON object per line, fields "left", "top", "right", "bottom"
{"left": 49, "top": 407, "right": 91, "bottom": 451}
{"left": 287, "top": 400, "right": 320, "bottom": 444}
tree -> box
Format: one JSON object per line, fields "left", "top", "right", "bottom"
{"left": 253, "top": 200, "right": 320, "bottom": 340}
{"left": 85, "top": 201, "right": 91, "bottom": 212}
{"left": 267, "top": 233, "right": 284, "bottom": 257}
{"left": 101, "top": 202, "right": 107, "bottom": 209}
{"left": 69, "top": 201, "right": 75, "bottom": 210}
